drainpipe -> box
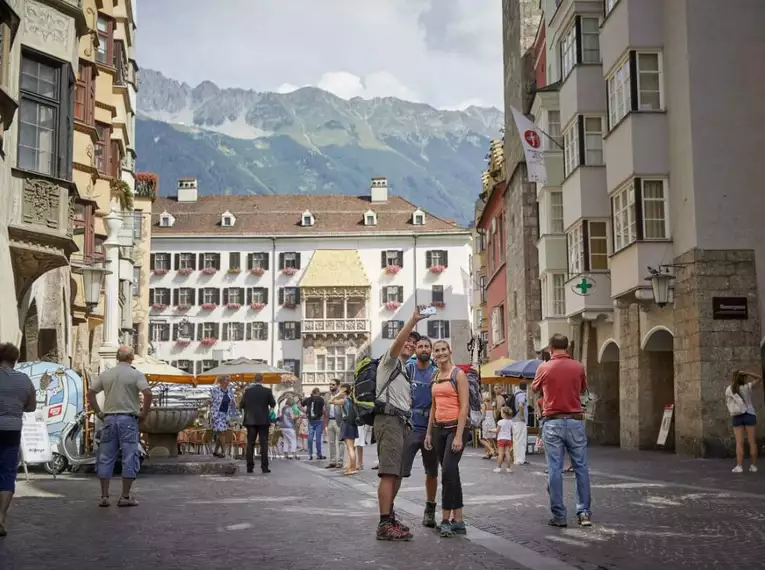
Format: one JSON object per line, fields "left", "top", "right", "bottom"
{"left": 413, "top": 234, "right": 418, "bottom": 334}
{"left": 271, "top": 237, "right": 276, "bottom": 366}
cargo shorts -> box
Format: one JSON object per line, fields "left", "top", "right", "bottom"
{"left": 374, "top": 414, "right": 408, "bottom": 478}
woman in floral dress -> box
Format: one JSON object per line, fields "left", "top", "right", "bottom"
{"left": 209, "top": 376, "right": 237, "bottom": 458}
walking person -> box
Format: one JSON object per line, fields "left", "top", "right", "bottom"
{"left": 279, "top": 397, "right": 299, "bottom": 459}
{"left": 324, "top": 379, "right": 345, "bottom": 469}
{"left": 511, "top": 382, "right": 529, "bottom": 465}
{"left": 210, "top": 375, "right": 237, "bottom": 458}
{"left": 480, "top": 394, "right": 497, "bottom": 459}
{"left": 375, "top": 306, "right": 431, "bottom": 541}
{"left": 240, "top": 373, "right": 276, "bottom": 474}
{"left": 425, "top": 340, "right": 470, "bottom": 537}
{"left": 0, "top": 343, "right": 37, "bottom": 536}
{"left": 302, "top": 388, "right": 325, "bottom": 460}
{"left": 87, "top": 346, "right": 153, "bottom": 507}
{"left": 492, "top": 407, "right": 513, "bottom": 473}
{"left": 401, "top": 336, "right": 440, "bottom": 528}
{"left": 330, "top": 383, "right": 358, "bottom": 475}
{"left": 726, "top": 369, "right": 761, "bottom": 473}
{"left": 532, "top": 334, "right": 592, "bottom": 528}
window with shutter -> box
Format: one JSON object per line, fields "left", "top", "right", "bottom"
{"left": 278, "top": 322, "right": 284, "bottom": 340}
{"left": 94, "top": 122, "right": 111, "bottom": 174}
{"left": 222, "top": 288, "right": 229, "bottom": 305}
{"left": 229, "top": 252, "right": 240, "bottom": 270}
{"left": 150, "top": 254, "right": 155, "bottom": 270}
{"left": 427, "top": 320, "right": 436, "bottom": 338}
{"left": 278, "top": 253, "right": 285, "bottom": 269}
{"left": 432, "top": 285, "right": 444, "bottom": 303}
{"left": 172, "top": 289, "right": 179, "bottom": 306}
{"left": 172, "top": 324, "right": 178, "bottom": 341}
{"left": 148, "top": 289, "right": 155, "bottom": 305}
{"left": 215, "top": 289, "right": 221, "bottom": 304}
{"left": 425, "top": 250, "right": 433, "bottom": 268}
{"left": 278, "top": 288, "right": 284, "bottom": 305}
{"left": 109, "top": 140, "right": 121, "bottom": 178}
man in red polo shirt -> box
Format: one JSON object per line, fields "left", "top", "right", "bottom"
{"left": 531, "top": 334, "right": 591, "bottom": 528}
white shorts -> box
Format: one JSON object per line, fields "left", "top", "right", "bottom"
{"left": 355, "top": 424, "right": 369, "bottom": 447}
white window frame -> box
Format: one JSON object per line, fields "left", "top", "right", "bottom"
{"left": 431, "top": 320, "right": 449, "bottom": 340}
{"left": 563, "top": 121, "right": 579, "bottom": 176}
{"left": 551, "top": 273, "right": 566, "bottom": 317}
{"left": 282, "top": 322, "right": 299, "bottom": 340}
{"left": 202, "top": 323, "right": 216, "bottom": 338}
{"left": 560, "top": 23, "right": 576, "bottom": 78}
{"left": 547, "top": 110, "right": 562, "bottom": 150}
{"left": 154, "top": 288, "right": 170, "bottom": 305}
{"left": 325, "top": 346, "right": 350, "bottom": 375}
{"left": 228, "top": 288, "right": 242, "bottom": 304}
{"left": 179, "top": 253, "right": 194, "bottom": 270}
{"left": 154, "top": 253, "right": 170, "bottom": 271}
{"left": 580, "top": 17, "right": 600, "bottom": 64}
{"left": 588, "top": 221, "right": 609, "bottom": 271}
{"left": 583, "top": 116, "right": 604, "bottom": 165}
{"left": 607, "top": 57, "right": 631, "bottom": 129}
{"left": 178, "top": 288, "right": 194, "bottom": 305}
{"left": 606, "top": 0, "right": 619, "bottom": 15}
{"left": 251, "top": 288, "right": 266, "bottom": 304}
{"left": 202, "top": 253, "right": 217, "bottom": 269}
{"left": 611, "top": 182, "right": 637, "bottom": 252}
{"left": 202, "top": 359, "right": 218, "bottom": 372}
{"left": 283, "top": 252, "right": 298, "bottom": 269}
{"left": 227, "top": 322, "right": 244, "bottom": 341}
{"left": 641, "top": 179, "right": 670, "bottom": 240}
{"left": 178, "top": 321, "right": 194, "bottom": 339}
{"left": 430, "top": 250, "right": 445, "bottom": 267}
{"left": 150, "top": 323, "right": 169, "bottom": 343}
{"left": 161, "top": 215, "right": 171, "bottom": 227}
{"left": 384, "top": 250, "right": 400, "bottom": 266}
{"left": 284, "top": 287, "right": 298, "bottom": 305}
{"left": 251, "top": 322, "right": 267, "bottom": 340}
{"left": 202, "top": 288, "right": 216, "bottom": 304}
{"left": 222, "top": 215, "right": 233, "bottom": 227}
{"left": 490, "top": 306, "right": 505, "bottom": 344}
{"left": 549, "top": 191, "right": 564, "bottom": 233}
{"left": 567, "top": 224, "right": 584, "bottom": 276}
{"left": 636, "top": 52, "right": 663, "bottom": 111}
{"left": 131, "top": 267, "right": 140, "bottom": 296}
{"left": 386, "top": 320, "right": 401, "bottom": 338}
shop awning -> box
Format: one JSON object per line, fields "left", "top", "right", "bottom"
{"left": 480, "top": 357, "right": 515, "bottom": 382}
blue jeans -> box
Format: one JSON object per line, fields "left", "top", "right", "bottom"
{"left": 542, "top": 418, "right": 591, "bottom": 520}
{"left": 308, "top": 419, "right": 324, "bottom": 458}
{"left": 96, "top": 415, "right": 141, "bottom": 479}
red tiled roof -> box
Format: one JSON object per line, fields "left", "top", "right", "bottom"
{"left": 151, "top": 194, "right": 467, "bottom": 236}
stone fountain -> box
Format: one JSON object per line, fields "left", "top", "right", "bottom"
{"left": 140, "top": 406, "right": 197, "bottom": 459}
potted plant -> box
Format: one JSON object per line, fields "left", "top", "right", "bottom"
{"left": 384, "top": 301, "right": 401, "bottom": 310}
{"left": 281, "top": 267, "right": 297, "bottom": 276}
{"left": 151, "top": 303, "right": 166, "bottom": 311}
{"left": 429, "top": 265, "right": 447, "bottom": 274}
{"left": 227, "top": 267, "right": 242, "bottom": 274}
{"left": 283, "top": 302, "right": 297, "bottom": 309}
{"left": 226, "top": 303, "right": 242, "bottom": 310}
{"left": 250, "top": 302, "right": 266, "bottom": 311}
{"left": 201, "top": 267, "right": 217, "bottom": 275}
{"left": 178, "top": 267, "right": 194, "bottom": 276}
{"left": 250, "top": 267, "right": 265, "bottom": 276}
{"left": 384, "top": 265, "right": 401, "bottom": 275}
{"left": 175, "top": 338, "right": 191, "bottom": 346}
{"left": 152, "top": 269, "right": 167, "bottom": 276}
{"left": 175, "top": 304, "right": 191, "bottom": 312}
{"left": 432, "top": 301, "right": 446, "bottom": 308}
{"left": 201, "top": 303, "right": 217, "bottom": 310}
{"left": 200, "top": 337, "right": 217, "bottom": 346}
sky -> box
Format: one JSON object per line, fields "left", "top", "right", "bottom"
{"left": 137, "top": 0, "right": 504, "bottom": 110}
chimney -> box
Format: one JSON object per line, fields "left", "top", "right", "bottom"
{"left": 177, "top": 178, "right": 198, "bottom": 202}
{"left": 370, "top": 176, "right": 388, "bottom": 203}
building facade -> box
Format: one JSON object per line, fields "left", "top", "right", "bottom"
{"left": 149, "top": 177, "right": 473, "bottom": 393}
{"left": 529, "top": 0, "right": 765, "bottom": 456}
{"left": 470, "top": 197, "right": 488, "bottom": 363}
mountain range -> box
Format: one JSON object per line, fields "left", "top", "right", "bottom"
{"left": 135, "top": 69, "right": 504, "bottom": 225}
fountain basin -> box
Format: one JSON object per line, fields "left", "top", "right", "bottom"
{"left": 140, "top": 406, "right": 197, "bottom": 459}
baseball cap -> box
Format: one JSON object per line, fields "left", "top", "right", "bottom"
{"left": 408, "top": 331, "right": 422, "bottom": 342}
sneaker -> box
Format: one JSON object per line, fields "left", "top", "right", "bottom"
{"left": 391, "top": 510, "right": 410, "bottom": 532}
{"left": 450, "top": 520, "right": 467, "bottom": 535}
{"left": 578, "top": 514, "right": 592, "bottom": 527}
{"left": 733, "top": 465, "right": 744, "bottom": 473}
{"left": 438, "top": 520, "right": 454, "bottom": 537}
{"left": 98, "top": 496, "right": 110, "bottom": 508}
{"left": 750, "top": 465, "right": 759, "bottom": 473}
{"left": 548, "top": 518, "right": 567, "bottom": 528}
{"left": 376, "top": 520, "right": 412, "bottom": 541}
{"left": 117, "top": 496, "right": 138, "bottom": 507}
{"left": 308, "top": 456, "right": 314, "bottom": 461}
{"left": 493, "top": 467, "right": 503, "bottom": 473}
{"left": 422, "top": 504, "right": 437, "bottom": 528}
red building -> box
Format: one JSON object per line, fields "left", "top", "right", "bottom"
{"left": 477, "top": 178, "right": 508, "bottom": 362}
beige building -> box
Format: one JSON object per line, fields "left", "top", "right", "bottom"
{"left": 529, "top": 0, "right": 765, "bottom": 456}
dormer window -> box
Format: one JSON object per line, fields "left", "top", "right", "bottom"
{"left": 301, "top": 210, "right": 314, "bottom": 227}
{"left": 412, "top": 209, "right": 425, "bottom": 226}
{"left": 159, "top": 211, "right": 175, "bottom": 228}
{"left": 364, "top": 209, "right": 377, "bottom": 226}
{"left": 221, "top": 210, "right": 236, "bottom": 227}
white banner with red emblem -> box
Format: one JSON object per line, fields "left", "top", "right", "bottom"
{"left": 510, "top": 106, "right": 547, "bottom": 185}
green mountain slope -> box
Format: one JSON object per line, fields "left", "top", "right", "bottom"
{"left": 135, "top": 70, "right": 504, "bottom": 224}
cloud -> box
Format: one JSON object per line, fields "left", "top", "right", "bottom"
{"left": 137, "top": 0, "right": 504, "bottom": 109}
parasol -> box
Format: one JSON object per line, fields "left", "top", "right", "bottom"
{"left": 195, "top": 358, "right": 291, "bottom": 385}
{"left": 497, "top": 359, "right": 543, "bottom": 379}
{"left": 131, "top": 355, "right": 195, "bottom": 385}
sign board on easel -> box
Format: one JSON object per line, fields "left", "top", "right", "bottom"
{"left": 19, "top": 412, "right": 55, "bottom": 481}
{"left": 656, "top": 404, "right": 674, "bottom": 447}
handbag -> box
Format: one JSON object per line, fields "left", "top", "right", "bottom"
{"left": 725, "top": 386, "right": 748, "bottom": 416}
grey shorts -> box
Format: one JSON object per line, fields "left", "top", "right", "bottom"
{"left": 402, "top": 429, "right": 439, "bottom": 478}
{"left": 374, "top": 414, "right": 408, "bottom": 478}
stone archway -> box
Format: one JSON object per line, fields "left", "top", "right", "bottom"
{"left": 20, "top": 300, "right": 40, "bottom": 362}
{"left": 595, "top": 339, "right": 621, "bottom": 446}
{"left": 641, "top": 327, "right": 675, "bottom": 451}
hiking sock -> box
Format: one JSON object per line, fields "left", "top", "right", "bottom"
{"left": 380, "top": 514, "right": 392, "bottom": 524}
{"left": 426, "top": 501, "right": 437, "bottom": 510}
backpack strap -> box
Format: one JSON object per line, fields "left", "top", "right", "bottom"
{"left": 377, "top": 359, "right": 403, "bottom": 403}
{"left": 448, "top": 367, "right": 460, "bottom": 393}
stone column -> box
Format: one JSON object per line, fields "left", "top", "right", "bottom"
{"left": 673, "top": 249, "right": 762, "bottom": 457}
{"left": 98, "top": 210, "right": 123, "bottom": 371}
{"left": 582, "top": 321, "right": 620, "bottom": 445}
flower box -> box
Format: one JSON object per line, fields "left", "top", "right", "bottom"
{"left": 175, "top": 304, "right": 191, "bottom": 312}
{"left": 152, "top": 269, "right": 167, "bottom": 276}
{"left": 384, "top": 265, "right": 401, "bottom": 275}
{"left": 178, "top": 268, "right": 194, "bottom": 276}
{"left": 384, "top": 301, "right": 401, "bottom": 310}
{"left": 281, "top": 267, "right": 297, "bottom": 276}
{"left": 250, "top": 267, "right": 265, "bottom": 276}
{"left": 227, "top": 268, "right": 242, "bottom": 274}
{"left": 282, "top": 303, "right": 297, "bottom": 309}
{"left": 175, "top": 338, "right": 191, "bottom": 346}
{"left": 429, "top": 265, "right": 447, "bottom": 274}
{"left": 432, "top": 301, "right": 446, "bottom": 308}
{"left": 226, "top": 303, "right": 242, "bottom": 310}
{"left": 151, "top": 303, "right": 166, "bottom": 310}
{"left": 250, "top": 302, "right": 266, "bottom": 311}
{"left": 201, "top": 303, "right": 217, "bottom": 310}
{"left": 200, "top": 338, "right": 217, "bottom": 346}
{"left": 201, "top": 267, "right": 218, "bottom": 275}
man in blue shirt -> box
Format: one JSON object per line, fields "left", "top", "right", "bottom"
{"left": 401, "top": 336, "right": 439, "bottom": 527}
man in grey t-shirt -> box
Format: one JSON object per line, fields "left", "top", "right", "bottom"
{"left": 374, "top": 305, "right": 431, "bottom": 541}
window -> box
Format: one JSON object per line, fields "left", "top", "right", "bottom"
{"left": 412, "top": 210, "right": 425, "bottom": 225}
{"left": 74, "top": 62, "right": 95, "bottom": 125}
{"left": 201, "top": 360, "right": 219, "bottom": 373}
{"left": 174, "top": 360, "right": 193, "bottom": 374}
{"left": 224, "top": 287, "right": 244, "bottom": 305}
{"left": 642, "top": 180, "right": 668, "bottom": 239}
{"left": 364, "top": 211, "right": 377, "bottom": 225}
{"left": 229, "top": 252, "right": 240, "bottom": 270}
{"left": 73, "top": 201, "right": 95, "bottom": 263}
{"left": 151, "top": 253, "right": 170, "bottom": 271}
{"left": 490, "top": 306, "right": 505, "bottom": 344}
{"left": 581, "top": 17, "right": 600, "bottom": 63}
{"left": 223, "top": 322, "right": 245, "bottom": 342}
{"left": 281, "top": 359, "right": 300, "bottom": 377}
{"left": 567, "top": 225, "right": 584, "bottom": 276}
{"left": 383, "top": 320, "right": 403, "bottom": 339}
{"left": 563, "top": 122, "right": 579, "bottom": 176}
{"left": 301, "top": 210, "right": 314, "bottom": 226}
{"left": 201, "top": 288, "right": 220, "bottom": 305}
{"left": 202, "top": 253, "right": 220, "bottom": 270}
{"left": 425, "top": 250, "right": 448, "bottom": 268}
{"left": 381, "top": 286, "right": 403, "bottom": 304}
{"left": 113, "top": 39, "right": 126, "bottom": 85}
{"left": 0, "top": 16, "right": 12, "bottom": 92}
{"left": 427, "top": 320, "right": 449, "bottom": 340}
{"left": 547, "top": 110, "right": 562, "bottom": 150}
{"left": 200, "top": 322, "right": 218, "bottom": 339}
{"left": 612, "top": 182, "right": 637, "bottom": 251}
{"left": 325, "top": 346, "right": 350, "bottom": 374}
{"left": 173, "top": 321, "right": 194, "bottom": 341}
{"left": 588, "top": 221, "right": 609, "bottom": 270}
{"left": 19, "top": 54, "right": 73, "bottom": 178}
{"left": 177, "top": 287, "right": 195, "bottom": 306}
{"left": 96, "top": 15, "right": 113, "bottom": 66}
{"left": 247, "top": 252, "right": 269, "bottom": 270}
{"left": 561, "top": 24, "right": 576, "bottom": 78}
{"left": 326, "top": 298, "right": 344, "bottom": 318}
{"left": 279, "top": 252, "right": 301, "bottom": 270}
{"left": 479, "top": 275, "right": 487, "bottom": 303}
{"left": 432, "top": 285, "right": 444, "bottom": 304}
{"left": 279, "top": 322, "right": 300, "bottom": 340}
{"left": 279, "top": 287, "right": 300, "bottom": 306}
{"left": 132, "top": 267, "right": 140, "bottom": 297}
{"left": 607, "top": 58, "right": 631, "bottom": 128}
{"left": 133, "top": 211, "right": 143, "bottom": 240}
{"left": 222, "top": 215, "right": 233, "bottom": 227}
{"left": 95, "top": 123, "right": 110, "bottom": 173}
{"left": 637, "top": 53, "right": 662, "bottom": 111}
{"left": 149, "top": 288, "right": 171, "bottom": 306}
{"left": 247, "top": 287, "right": 269, "bottom": 305}
{"left": 161, "top": 215, "right": 171, "bottom": 227}
{"left": 561, "top": 17, "right": 600, "bottom": 79}
{"left": 584, "top": 117, "right": 604, "bottom": 165}
{"left": 550, "top": 192, "right": 564, "bottom": 233}
{"left": 381, "top": 250, "right": 403, "bottom": 268}
{"left": 551, "top": 274, "right": 566, "bottom": 316}
{"left": 150, "top": 322, "right": 170, "bottom": 342}
{"left": 177, "top": 252, "right": 196, "bottom": 271}
{"left": 247, "top": 322, "right": 268, "bottom": 341}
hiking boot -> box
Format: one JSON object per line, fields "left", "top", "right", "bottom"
{"left": 548, "top": 517, "right": 567, "bottom": 528}
{"left": 376, "top": 520, "right": 412, "bottom": 541}
{"left": 438, "top": 520, "right": 454, "bottom": 537}
{"left": 391, "top": 510, "right": 409, "bottom": 532}
{"left": 577, "top": 514, "right": 592, "bottom": 527}
{"left": 422, "top": 503, "right": 437, "bottom": 528}
{"left": 450, "top": 520, "right": 467, "bottom": 535}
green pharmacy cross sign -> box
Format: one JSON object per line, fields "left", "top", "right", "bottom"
{"left": 572, "top": 277, "right": 595, "bottom": 296}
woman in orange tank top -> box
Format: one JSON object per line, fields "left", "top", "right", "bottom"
{"left": 424, "top": 340, "right": 470, "bottom": 537}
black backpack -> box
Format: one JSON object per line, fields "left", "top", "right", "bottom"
{"left": 351, "top": 356, "right": 401, "bottom": 426}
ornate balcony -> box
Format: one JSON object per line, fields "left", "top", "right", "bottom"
{"left": 302, "top": 319, "right": 370, "bottom": 334}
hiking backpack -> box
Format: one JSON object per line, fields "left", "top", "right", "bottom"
{"left": 452, "top": 364, "right": 483, "bottom": 428}
{"left": 351, "top": 356, "right": 401, "bottom": 426}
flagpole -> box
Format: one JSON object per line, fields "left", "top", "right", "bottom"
{"left": 505, "top": 116, "right": 564, "bottom": 151}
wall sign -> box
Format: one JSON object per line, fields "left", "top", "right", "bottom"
{"left": 712, "top": 297, "right": 748, "bottom": 320}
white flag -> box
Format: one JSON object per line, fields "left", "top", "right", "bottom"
{"left": 510, "top": 106, "right": 547, "bottom": 185}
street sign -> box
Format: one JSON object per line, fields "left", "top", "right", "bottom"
{"left": 712, "top": 297, "right": 748, "bottom": 320}
{"left": 656, "top": 404, "right": 674, "bottom": 447}
{"left": 571, "top": 276, "right": 595, "bottom": 296}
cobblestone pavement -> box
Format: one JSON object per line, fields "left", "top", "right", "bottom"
{"left": 3, "top": 446, "right": 763, "bottom": 570}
